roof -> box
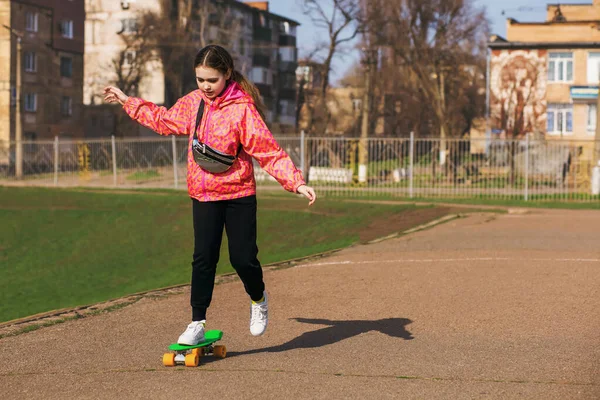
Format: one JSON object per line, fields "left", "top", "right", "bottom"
{"left": 546, "top": 3, "right": 595, "bottom": 7}
{"left": 488, "top": 41, "right": 600, "bottom": 49}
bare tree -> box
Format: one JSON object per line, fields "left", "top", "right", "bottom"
{"left": 299, "top": 0, "right": 361, "bottom": 133}
{"left": 111, "top": 14, "right": 157, "bottom": 98}
{"left": 106, "top": 13, "right": 158, "bottom": 136}
{"left": 366, "top": 0, "right": 489, "bottom": 167}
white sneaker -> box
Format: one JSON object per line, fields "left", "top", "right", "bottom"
{"left": 250, "top": 292, "right": 268, "bottom": 336}
{"left": 177, "top": 320, "right": 205, "bottom": 345}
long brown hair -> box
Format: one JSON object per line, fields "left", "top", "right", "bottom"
{"left": 194, "top": 45, "right": 266, "bottom": 120}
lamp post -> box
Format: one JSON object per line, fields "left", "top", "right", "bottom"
{"left": 358, "top": 47, "right": 377, "bottom": 184}
{"left": 3, "top": 24, "right": 23, "bottom": 178}
{"left": 595, "top": 73, "right": 600, "bottom": 165}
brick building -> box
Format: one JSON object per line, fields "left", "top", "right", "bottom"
{"left": 488, "top": 0, "right": 600, "bottom": 142}
{"left": 0, "top": 0, "right": 85, "bottom": 156}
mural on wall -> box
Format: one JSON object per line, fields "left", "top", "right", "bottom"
{"left": 490, "top": 49, "right": 547, "bottom": 138}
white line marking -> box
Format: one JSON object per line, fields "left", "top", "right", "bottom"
{"left": 299, "top": 258, "right": 600, "bottom": 268}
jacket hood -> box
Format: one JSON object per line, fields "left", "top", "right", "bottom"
{"left": 198, "top": 81, "right": 252, "bottom": 109}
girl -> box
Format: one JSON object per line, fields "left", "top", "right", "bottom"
{"left": 104, "top": 45, "right": 316, "bottom": 345}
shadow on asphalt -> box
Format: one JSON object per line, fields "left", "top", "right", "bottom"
{"left": 218, "top": 317, "right": 413, "bottom": 361}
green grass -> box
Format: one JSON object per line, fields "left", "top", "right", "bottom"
{"left": 126, "top": 169, "right": 161, "bottom": 181}
{"left": 396, "top": 196, "right": 600, "bottom": 210}
{"left": 258, "top": 187, "right": 600, "bottom": 210}
{"left": 341, "top": 194, "right": 600, "bottom": 210}
{"left": 0, "top": 186, "right": 434, "bottom": 323}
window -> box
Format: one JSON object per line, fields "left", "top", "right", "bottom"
{"left": 61, "top": 96, "right": 72, "bottom": 116}
{"left": 25, "top": 12, "right": 38, "bottom": 32}
{"left": 60, "top": 20, "right": 74, "bottom": 39}
{"left": 279, "top": 47, "right": 296, "bottom": 63}
{"left": 60, "top": 57, "right": 73, "bottom": 78}
{"left": 279, "top": 99, "right": 295, "bottom": 116}
{"left": 24, "top": 132, "right": 36, "bottom": 153}
{"left": 280, "top": 73, "right": 296, "bottom": 89}
{"left": 588, "top": 52, "right": 600, "bottom": 83}
{"left": 588, "top": 104, "right": 597, "bottom": 133}
{"left": 10, "top": 87, "right": 16, "bottom": 106}
{"left": 24, "top": 52, "right": 37, "bottom": 72}
{"left": 119, "top": 18, "right": 137, "bottom": 34}
{"left": 547, "top": 103, "right": 573, "bottom": 135}
{"left": 251, "top": 67, "right": 271, "bottom": 85}
{"left": 281, "top": 22, "right": 296, "bottom": 36}
{"left": 24, "top": 93, "right": 37, "bottom": 112}
{"left": 296, "top": 65, "right": 310, "bottom": 82}
{"left": 123, "top": 50, "right": 136, "bottom": 67}
{"left": 121, "top": 0, "right": 136, "bottom": 10}
{"left": 24, "top": 132, "right": 36, "bottom": 141}
{"left": 258, "top": 13, "right": 270, "bottom": 28}
{"left": 548, "top": 52, "right": 573, "bottom": 82}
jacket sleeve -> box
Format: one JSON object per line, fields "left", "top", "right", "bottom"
{"left": 238, "top": 103, "right": 306, "bottom": 193}
{"left": 122, "top": 96, "right": 191, "bottom": 136}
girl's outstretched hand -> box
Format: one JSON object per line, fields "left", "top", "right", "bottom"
{"left": 103, "top": 86, "right": 129, "bottom": 106}
{"left": 297, "top": 185, "right": 316, "bottom": 206}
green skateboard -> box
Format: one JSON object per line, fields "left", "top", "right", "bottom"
{"left": 162, "top": 330, "right": 226, "bottom": 367}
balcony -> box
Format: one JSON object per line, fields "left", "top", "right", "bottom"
{"left": 253, "top": 54, "right": 271, "bottom": 68}
{"left": 253, "top": 27, "right": 272, "bottom": 42}
{"left": 278, "top": 88, "right": 296, "bottom": 100}
{"left": 255, "top": 83, "right": 272, "bottom": 97}
{"left": 279, "top": 35, "right": 296, "bottom": 47}
{"left": 278, "top": 61, "right": 297, "bottom": 73}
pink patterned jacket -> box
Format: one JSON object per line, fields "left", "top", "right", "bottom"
{"left": 123, "top": 82, "right": 305, "bottom": 202}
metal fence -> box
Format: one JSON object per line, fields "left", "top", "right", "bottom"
{"left": 1, "top": 133, "right": 600, "bottom": 202}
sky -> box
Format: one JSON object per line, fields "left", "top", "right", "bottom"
{"left": 267, "top": 0, "right": 593, "bottom": 85}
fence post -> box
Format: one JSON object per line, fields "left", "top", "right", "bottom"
{"left": 524, "top": 134, "right": 529, "bottom": 201}
{"left": 300, "top": 130, "right": 306, "bottom": 180}
{"left": 171, "top": 135, "right": 178, "bottom": 189}
{"left": 53, "top": 136, "right": 59, "bottom": 186}
{"left": 409, "top": 131, "right": 414, "bottom": 198}
{"left": 111, "top": 135, "right": 117, "bottom": 187}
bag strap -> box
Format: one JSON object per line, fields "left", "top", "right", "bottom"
{"left": 194, "top": 98, "right": 242, "bottom": 156}
{"left": 194, "top": 99, "right": 205, "bottom": 141}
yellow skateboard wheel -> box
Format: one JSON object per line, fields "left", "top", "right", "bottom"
{"left": 185, "top": 353, "right": 199, "bottom": 367}
{"left": 162, "top": 353, "right": 176, "bottom": 367}
{"left": 213, "top": 345, "right": 227, "bottom": 359}
{"left": 191, "top": 348, "right": 203, "bottom": 357}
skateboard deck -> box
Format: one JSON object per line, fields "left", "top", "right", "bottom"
{"left": 162, "top": 329, "right": 226, "bottom": 367}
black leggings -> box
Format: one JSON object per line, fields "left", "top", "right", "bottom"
{"left": 190, "top": 195, "right": 265, "bottom": 321}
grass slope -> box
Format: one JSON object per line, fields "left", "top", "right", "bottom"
{"left": 0, "top": 186, "right": 434, "bottom": 322}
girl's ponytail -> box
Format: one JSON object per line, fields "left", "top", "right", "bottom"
{"left": 231, "top": 70, "right": 266, "bottom": 121}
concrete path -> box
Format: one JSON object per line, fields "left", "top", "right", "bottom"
{"left": 1, "top": 209, "right": 599, "bottom": 399}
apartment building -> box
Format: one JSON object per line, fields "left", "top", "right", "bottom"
{"left": 0, "top": 0, "right": 85, "bottom": 153}
{"left": 84, "top": 0, "right": 299, "bottom": 136}
{"left": 245, "top": 1, "right": 298, "bottom": 130}
{"left": 488, "top": 0, "right": 600, "bottom": 141}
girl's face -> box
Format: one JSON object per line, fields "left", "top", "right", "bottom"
{"left": 195, "top": 66, "right": 231, "bottom": 100}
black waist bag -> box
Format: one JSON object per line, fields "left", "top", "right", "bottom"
{"left": 191, "top": 100, "right": 241, "bottom": 174}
